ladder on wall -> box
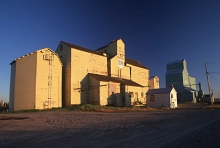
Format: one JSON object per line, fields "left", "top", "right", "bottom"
{"left": 43, "top": 52, "right": 54, "bottom": 108}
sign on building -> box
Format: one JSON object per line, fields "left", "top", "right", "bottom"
{"left": 118, "top": 59, "right": 124, "bottom": 69}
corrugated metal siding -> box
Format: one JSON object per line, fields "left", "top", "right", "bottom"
{"left": 147, "top": 93, "right": 170, "bottom": 108}
{"left": 147, "top": 88, "right": 177, "bottom": 108}
{"left": 35, "top": 49, "right": 62, "bottom": 109}
{"left": 126, "top": 85, "right": 145, "bottom": 106}
{"left": 100, "top": 81, "right": 108, "bottom": 106}
{"left": 9, "top": 48, "right": 62, "bottom": 111}
{"left": 70, "top": 47, "right": 108, "bottom": 105}
{"left": 89, "top": 76, "right": 100, "bottom": 104}
{"left": 14, "top": 52, "right": 37, "bottom": 111}
{"left": 56, "top": 43, "right": 71, "bottom": 106}
{"left": 9, "top": 63, "right": 16, "bottom": 111}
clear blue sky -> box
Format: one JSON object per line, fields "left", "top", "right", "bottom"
{"left": 1, "top": 0, "right": 220, "bottom": 101}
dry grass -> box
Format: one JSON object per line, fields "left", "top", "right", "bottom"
{"left": 202, "top": 104, "right": 220, "bottom": 109}
{"left": 63, "top": 104, "right": 160, "bottom": 112}
{"left": 2, "top": 104, "right": 166, "bottom": 114}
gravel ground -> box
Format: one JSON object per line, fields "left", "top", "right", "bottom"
{"left": 0, "top": 104, "right": 219, "bottom": 148}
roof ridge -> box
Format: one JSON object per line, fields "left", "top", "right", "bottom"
{"left": 96, "top": 45, "right": 108, "bottom": 51}
{"left": 10, "top": 48, "right": 62, "bottom": 65}
{"left": 62, "top": 41, "right": 105, "bottom": 57}
{"left": 88, "top": 73, "right": 142, "bottom": 87}
{"left": 125, "top": 57, "right": 149, "bottom": 69}
{"left": 62, "top": 41, "right": 92, "bottom": 51}
{"left": 108, "top": 38, "right": 122, "bottom": 44}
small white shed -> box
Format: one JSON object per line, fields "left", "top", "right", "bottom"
{"left": 146, "top": 87, "right": 177, "bottom": 108}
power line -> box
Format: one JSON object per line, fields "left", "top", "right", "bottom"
{"left": 209, "top": 74, "right": 220, "bottom": 83}
{"left": 194, "top": 73, "right": 205, "bottom": 77}
{"left": 209, "top": 72, "right": 220, "bottom": 74}
{"left": 192, "top": 72, "right": 220, "bottom": 78}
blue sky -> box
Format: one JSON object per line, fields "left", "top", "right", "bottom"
{"left": 1, "top": 0, "right": 220, "bottom": 101}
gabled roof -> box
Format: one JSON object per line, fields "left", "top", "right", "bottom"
{"left": 61, "top": 40, "right": 149, "bottom": 70}
{"left": 125, "top": 58, "right": 149, "bottom": 70}
{"left": 147, "top": 87, "right": 175, "bottom": 95}
{"left": 10, "top": 48, "right": 62, "bottom": 65}
{"left": 61, "top": 41, "right": 105, "bottom": 56}
{"left": 89, "top": 73, "right": 143, "bottom": 87}
{"left": 179, "top": 87, "right": 196, "bottom": 92}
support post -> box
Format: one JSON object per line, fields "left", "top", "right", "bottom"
{"left": 205, "top": 62, "right": 213, "bottom": 106}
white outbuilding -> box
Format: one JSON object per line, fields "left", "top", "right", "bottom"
{"left": 146, "top": 87, "right": 177, "bottom": 108}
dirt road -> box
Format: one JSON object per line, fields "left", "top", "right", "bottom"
{"left": 0, "top": 105, "right": 220, "bottom": 148}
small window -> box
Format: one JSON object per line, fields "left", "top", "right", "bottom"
{"left": 150, "top": 95, "right": 155, "bottom": 101}
{"left": 129, "top": 92, "right": 134, "bottom": 97}
{"left": 141, "top": 92, "right": 144, "bottom": 98}
{"left": 135, "top": 92, "right": 138, "bottom": 100}
{"left": 60, "top": 45, "right": 63, "bottom": 51}
{"left": 171, "top": 94, "right": 173, "bottom": 98}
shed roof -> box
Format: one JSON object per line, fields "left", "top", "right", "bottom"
{"left": 108, "top": 38, "right": 123, "bottom": 44}
{"left": 89, "top": 73, "right": 143, "bottom": 87}
{"left": 147, "top": 87, "right": 175, "bottom": 95}
{"left": 125, "top": 58, "right": 149, "bottom": 70}
{"left": 179, "top": 87, "right": 196, "bottom": 92}
{"left": 61, "top": 41, "right": 105, "bottom": 56}
{"left": 188, "top": 75, "right": 195, "bottom": 79}
{"left": 204, "top": 94, "right": 210, "bottom": 98}
{"left": 10, "top": 48, "right": 62, "bottom": 65}
{"left": 150, "top": 75, "right": 159, "bottom": 79}
{"left": 96, "top": 45, "right": 108, "bottom": 51}
{"left": 96, "top": 39, "right": 123, "bottom": 51}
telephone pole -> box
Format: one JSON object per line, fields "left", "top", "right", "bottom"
{"left": 205, "top": 62, "right": 213, "bottom": 106}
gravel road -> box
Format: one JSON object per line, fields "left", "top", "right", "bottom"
{"left": 0, "top": 105, "right": 220, "bottom": 148}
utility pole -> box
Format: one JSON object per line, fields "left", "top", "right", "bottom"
{"left": 205, "top": 62, "right": 213, "bottom": 106}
